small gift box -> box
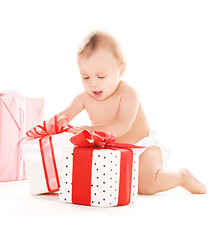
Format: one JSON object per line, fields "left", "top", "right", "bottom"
{"left": 21, "top": 115, "right": 73, "bottom": 195}
{"left": 59, "top": 130, "right": 144, "bottom": 207}
{"left": 0, "top": 92, "right": 44, "bottom": 182}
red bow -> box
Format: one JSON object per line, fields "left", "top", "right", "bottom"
{"left": 70, "top": 130, "right": 145, "bottom": 149}
{"left": 26, "top": 115, "right": 73, "bottom": 140}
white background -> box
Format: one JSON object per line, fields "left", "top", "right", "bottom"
{"left": 0, "top": 0, "right": 214, "bottom": 186}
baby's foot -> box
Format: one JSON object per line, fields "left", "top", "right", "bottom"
{"left": 179, "top": 168, "right": 207, "bottom": 194}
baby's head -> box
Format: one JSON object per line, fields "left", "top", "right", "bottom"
{"left": 77, "top": 31, "right": 126, "bottom": 100}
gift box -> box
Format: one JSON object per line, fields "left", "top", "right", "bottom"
{"left": 59, "top": 130, "right": 144, "bottom": 207}
{"left": 21, "top": 115, "right": 73, "bottom": 195}
{"left": 0, "top": 92, "right": 44, "bottom": 182}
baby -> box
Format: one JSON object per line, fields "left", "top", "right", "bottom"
{"left": 57, "top": 31, "right": 206, "bottom": 195}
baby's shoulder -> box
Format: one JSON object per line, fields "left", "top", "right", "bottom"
{"left": 72, "top": 92, "right": 89, "bottom": 106}
{"left": 118, "top": 81, "right": 139, "bottom": 97}
{"left": 76, "top": 91, "right": 91, "bottom": 99}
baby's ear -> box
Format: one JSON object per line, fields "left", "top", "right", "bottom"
{"left": 119, "top": 62, "right": 126, "bottom": 76}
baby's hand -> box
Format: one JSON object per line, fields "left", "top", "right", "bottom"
{"left": 72, "top": 126, "right": 91, "bottom": 134}
{"left": 71, "top": 127, "right": 82, "bottom": 134}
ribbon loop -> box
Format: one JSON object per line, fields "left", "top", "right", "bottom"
{"left": 91, "top": 131, "right": 115, "bottom": 147}
{"left": 25, "top": 115, "right": 73, "bottom": 140}
{"left": 70, "top": 130, "right": 145, "bottom": 150}
{"left": 69, "top": 130, "right": 95, "bottom": 147}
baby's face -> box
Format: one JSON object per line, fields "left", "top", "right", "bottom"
{"left": 77, "top": 48, "right": 123, "bottom": 101}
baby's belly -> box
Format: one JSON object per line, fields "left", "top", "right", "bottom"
{"left": 116, "top": 112, "right": 150, "bottom": 144}
{"left": 115, "top": 124, "right": 150, "bottom": 144}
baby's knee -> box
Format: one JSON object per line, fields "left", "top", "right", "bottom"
{"left": 139, "top": 146, "right": 163, "bottom": 169}
{"left": 140, "top": 146, "right": 162, "bottom": 158}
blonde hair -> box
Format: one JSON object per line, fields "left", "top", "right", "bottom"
{"left": 77, "top": 30, "right": 125, "bottom": 64}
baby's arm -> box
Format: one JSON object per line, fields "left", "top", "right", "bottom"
{"left": 57, "top": 93, "right": 85, "bottom": 125}
{"left": 78, "top": 86, "right": 139, "bottom": 137}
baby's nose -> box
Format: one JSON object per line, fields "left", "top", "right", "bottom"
{"left": 89, "top": 78, "right": 98, "bottom": 87}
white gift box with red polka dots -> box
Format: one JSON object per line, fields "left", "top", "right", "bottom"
{"left": 59, "top": 144, "right": 141, "bottom": 207}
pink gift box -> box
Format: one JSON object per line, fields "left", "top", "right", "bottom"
{"left": 0, "top": 92, "right": 44, "bottom": 182}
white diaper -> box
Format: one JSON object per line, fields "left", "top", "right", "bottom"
{"left": 135, "top": 129, "right": 170, "bottom": 168}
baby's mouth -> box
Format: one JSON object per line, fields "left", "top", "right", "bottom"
{"left": 92, "top": 91, "right": 103, "bottom": 98}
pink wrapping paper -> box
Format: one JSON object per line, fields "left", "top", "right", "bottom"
{"left": 0, "top": 92, "right": 44, "bottom": 182}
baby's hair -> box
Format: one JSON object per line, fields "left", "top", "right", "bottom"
{"left": 77, "top": 30, "right": 125, "bottom": 64}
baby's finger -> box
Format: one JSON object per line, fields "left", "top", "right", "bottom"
{"left": 67, "top": 128, "right": 74, "bottom": 133}
{"left": 72, "top": 127, "right": 81, "bottom": 134}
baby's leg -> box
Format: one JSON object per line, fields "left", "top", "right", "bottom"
{"left": 138, "top": 146, "right": 207, "bottom": 195}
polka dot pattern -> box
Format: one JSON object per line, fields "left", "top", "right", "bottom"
{"left": 59, "top": 146, "right": 139, "bottom": 207}
{"left": 129, "top": 150, "right": 140, "bottom": 204}
{"left": 90, "top": 150, "right": 120, "bottom": 207}
{"left": 59, "top": 145, "right": 74, "bottom": 203}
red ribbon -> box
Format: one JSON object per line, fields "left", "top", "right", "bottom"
{"left": 70, "top": 130, "right": 143, "bottom": 206}
{"left": 70, "top": 129, "right": 145, "bottom": 150}
{"left": 25, "top": 115, "right": 73, "bottom": 140}
{"left": 24, "top": 115, "right": 73, "bottom": 193}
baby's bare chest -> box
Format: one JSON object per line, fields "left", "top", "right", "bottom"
{"left": 84, "top": 96, "right": 121, "bottom": 124}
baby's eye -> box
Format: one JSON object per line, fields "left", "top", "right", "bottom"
{"left": 98, "top": 76, "right": 106, "bottom": 79}
{"left": 83, "top": 77, "right": 89, "bottom": 80}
